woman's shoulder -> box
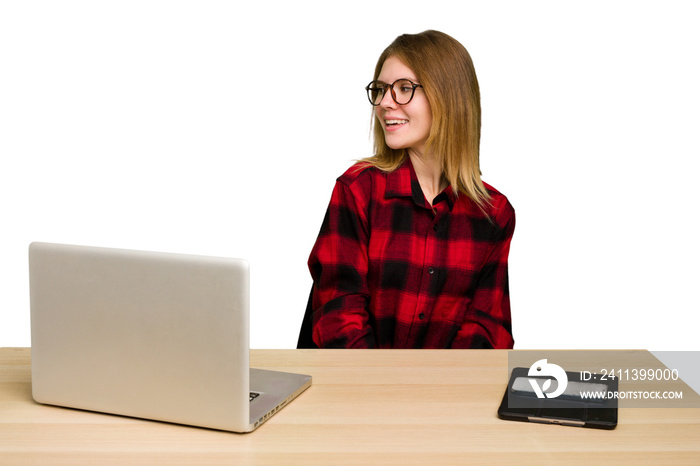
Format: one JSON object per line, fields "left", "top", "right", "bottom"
{"left": 337, "top": 161, "right": 383, "bottom": 187}
{"left": 482, "top": 181, "right": 515, "bottom": 230}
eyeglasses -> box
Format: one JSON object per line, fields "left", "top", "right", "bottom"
{"left": 365, "top": 79, "right": 423, "bottom": 106}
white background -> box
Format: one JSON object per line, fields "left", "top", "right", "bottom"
{"left": 1, "top": 1, "right": 698, "bottom": 350}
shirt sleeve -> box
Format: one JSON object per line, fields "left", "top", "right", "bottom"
{"left": 307, "top": 179, "right": 376, "bottom": 348}
{"left": 451, "top": 202, "right": 515, "bottom": 349}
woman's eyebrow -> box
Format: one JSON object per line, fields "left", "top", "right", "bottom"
{"left": 376, "top": 77, "right": 418, "bottom": 84}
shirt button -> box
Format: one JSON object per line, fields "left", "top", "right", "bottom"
{"left": 428, "top": 267, "right": 435, "bottom": 275}
{"left": 419, "top": 313, "right": 425, "bottom": 320}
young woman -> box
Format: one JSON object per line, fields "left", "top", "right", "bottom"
{"left": 307, "top": 30, "right": 515, "bottom": 349}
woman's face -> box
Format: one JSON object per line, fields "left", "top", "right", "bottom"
{"left": 375, "top": 56, "right": 432, "bottom": 157}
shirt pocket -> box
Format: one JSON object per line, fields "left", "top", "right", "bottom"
{"left": 432, "top": 293, "right": 471, "bottom": 325}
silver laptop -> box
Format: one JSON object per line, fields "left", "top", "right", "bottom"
{"left": 28, "top": 242, "right": 311, "bottom": 432}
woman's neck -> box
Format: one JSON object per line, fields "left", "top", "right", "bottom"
{"left": 408, "top": 149, "right": 446, "bottom": 206}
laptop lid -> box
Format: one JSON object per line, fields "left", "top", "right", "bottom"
{"left": 29, "top": 242, "right": 258, "bottom": 432}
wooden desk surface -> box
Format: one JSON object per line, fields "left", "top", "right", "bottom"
{"left": 1, "top": 348, "right": 699, "bottom": 465}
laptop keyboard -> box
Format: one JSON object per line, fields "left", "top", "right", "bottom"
{"left": 250, "top": 392, "right": 260, "bottom": 402}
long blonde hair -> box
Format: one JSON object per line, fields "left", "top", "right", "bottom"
{"left": 361, "top": 30, "right": 490, "bottom": 210}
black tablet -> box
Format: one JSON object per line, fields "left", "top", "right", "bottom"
{"left": 497, "top": 367, "right": 618, "bottom": 429}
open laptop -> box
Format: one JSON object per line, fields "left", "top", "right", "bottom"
{"left": 28, "top": 242, "right": 311, "bottom": 432}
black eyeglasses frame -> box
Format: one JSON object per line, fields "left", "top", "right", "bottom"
{"left": 365, "top": 79, "right": 423, "bottom": 106}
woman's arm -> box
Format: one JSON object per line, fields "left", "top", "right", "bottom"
{"left": 308, "top": 179, "right": 376, "bottom": 348}
{"left": 451, "top": 202, "right": 516, "bottom": 349}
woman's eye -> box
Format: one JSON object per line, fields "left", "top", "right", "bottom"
{"left": 395, "top": 80, "right": 414, "bottom": 93}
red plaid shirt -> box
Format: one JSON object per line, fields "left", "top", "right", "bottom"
{"left": 308, "top": 158, "right": 515, "bottom": 349}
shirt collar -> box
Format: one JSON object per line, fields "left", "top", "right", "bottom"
{"left": 385, "top": 158, "right": 456, "bottom": 211}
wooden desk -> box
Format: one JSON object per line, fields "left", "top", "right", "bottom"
{"left": 1, "top": 348, "right": 699, "bottom": 465}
